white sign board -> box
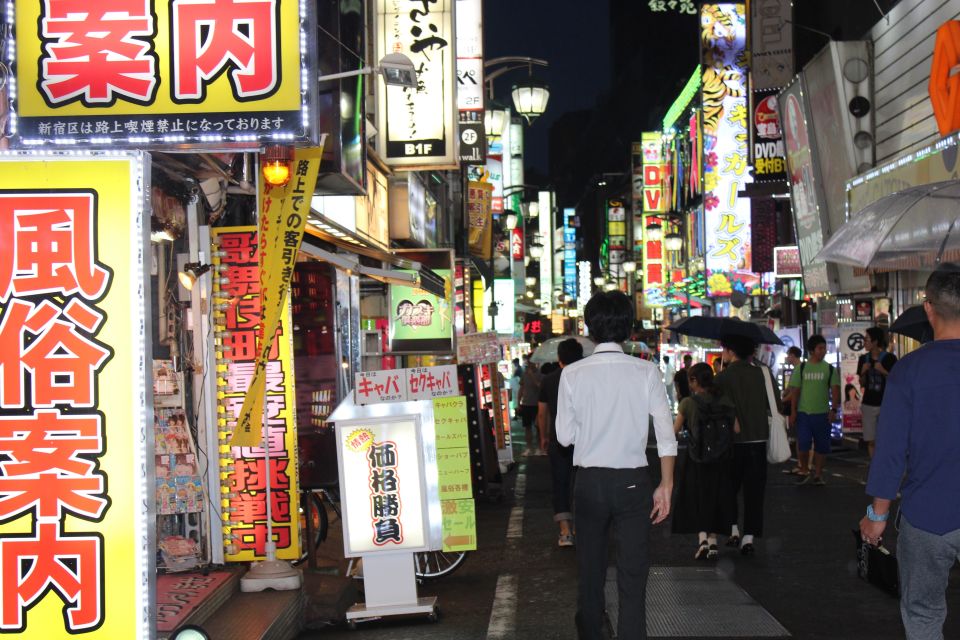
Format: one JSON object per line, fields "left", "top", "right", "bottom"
{"left": 355, "top": 366, "right": 459, "bottom": 405}
{"left": 338, "top": 417, "right": 429, "bottom": 555}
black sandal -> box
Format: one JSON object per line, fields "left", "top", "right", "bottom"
{"left": 741, "top": 542, "right": 755, "bottom": 556}
{"left": 707, "top": 544, "right": 719, "bottom": 560}
{"left": 726, "top": 535, "right": 740, "bottom": 548}
{"left": 695, "top": 540, "right": 710, "bottom": 560}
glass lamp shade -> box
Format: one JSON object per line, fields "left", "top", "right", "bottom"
{"left": 484, "top": 108, "right": 507, "bottom": 138}
{"left": 511, "top": 78, "right": 550, "bottom": 124}
{"left": 504, "top": 212, "right": 518, "bottom": 230}
{"left": 645, "top": 223, "right": 663, "bottom": 242}
{"left": 664, "top": 232, "right": 683, "bottom": 252}
{"left": 528, "top": 243, "right": 544, "bottom": 259}
{"left": 526, "top": 201, "right": 540, "bottom": 218}
{"left": 525, "top": 276, "right": 537, "bottom": 286}
{"left": 602, "top": 282, "right": 618, "bottom": 292}
{"left": 622, "top": 260, "right": 638, "bottom": 273}
{"left": 593, "top": 276, "right": 605, "bottom": 286}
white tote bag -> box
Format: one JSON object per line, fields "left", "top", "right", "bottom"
{"left": 761, "top": 365, "right": 791, "bottom": 464}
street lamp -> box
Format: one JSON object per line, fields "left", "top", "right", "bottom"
{"left": 504, "top": 212, "right": 518, "bottom": 230}
{"left": 664, "top": 232, "right": 683, "bottom": 252}
{"left": 622, "top": 260, "right": 638, "bottom": 274}
{"left": 645, "top": 221, "right": 663, "bottom": 242}
{"left": 317, "top": 53, "right": 418, "bottom": 88}
{"left": 524, "top": 276, "right": 537, "bottom": 287}
{"left": 484, "top": 106, "right": 508, "bottom": 139}
{"left": 511, "top": 77, "right": 550, "bottom": 124}
{"left": 528, "top": 242, "right": 544, "bottom": 259}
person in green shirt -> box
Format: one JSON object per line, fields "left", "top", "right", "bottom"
{"left": 786, "top": 334, "right": 841, "bottom": 485}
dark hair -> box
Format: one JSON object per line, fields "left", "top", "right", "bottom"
{"left": 584, "top": 291, "right": 634, "bottom": 343}
{"left": 720, "top": 334, "right": 757, "bottom": 360}
{"left": 663, "top": 355, "right": 670, "bottom": 364}
{"left": 806, "top": 334, "right": 826, "bottom": 353}
{"left": 844, "top": 383, "right": 859, "bottom": 401}
{"left": 787, "top": 346, "right": 803, "bottom": 358}
{"left": 865, "top": 327, "right": 887, "bottom": 349}
{"left": 925, "top": 263, "right": 960, "bottom": 322}
{"left": 540, "top": 362, "right": 559, "bottom": 376}
{"left": 688, "top": 362, "right": 718, "bottom": 396}
{"left": 557, "top": 338, "right": 584, "bottom": 366}
{"left": 683, "top": 354, "right": 693, "bottom": 364}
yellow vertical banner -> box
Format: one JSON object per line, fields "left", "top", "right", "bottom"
{"left": 232, "top": 145, "right": 324, "bottom": 447}
{"left": 432, "top": 396, "right": 476, "bottom": 551}
{"left": 212, "top": 227, "right": 301, "bottom": 562}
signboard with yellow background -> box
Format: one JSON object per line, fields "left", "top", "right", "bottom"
{"left": 12, "top": 0, "right": 315, "bottom": 146}
{"left": 0, "top": 151, "right": 151, "bottom": 637}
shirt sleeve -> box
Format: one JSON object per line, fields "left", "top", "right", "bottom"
{"left": 555, "top": 370, "right": 577, "bottom": 447}
{"left": 788, "top": 369, "right": 801, "bottom": 389}
{"left": 865, "top": 364, "right": 911, "bottom": 500}
{"left": 649, "top": 367, "right": 678, "bottom": 458}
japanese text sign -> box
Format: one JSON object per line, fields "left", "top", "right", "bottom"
{"left": 375, "top": 0, "right": 457, "bottom": 168}
{"left": 338, "top": 418, "right": 428, "bottom": 555}
{"left": 388, "top": 269, "right": 454, "bottom": 354}
{"left": 212, "top": 227, "right": 301, "bottom": 563}
{"left": 0, "top": 151, "right": 151, "bottom": 637}
{"left": 641, "top": 132, "right": 667, "bottom": 213}
{"left": 11, "top": 0, "right": 316, "bottom": 147}
{"left": 355, "top": 365, "right": 459, "bottom": 405}
{"left": 701, "top": 3, "right": 754, "bottom": 297}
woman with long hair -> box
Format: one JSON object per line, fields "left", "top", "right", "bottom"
{"left": 671, "top": 362, "right": 738, "bottom": 559}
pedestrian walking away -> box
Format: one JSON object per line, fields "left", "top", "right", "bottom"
{"left": 671, "top": 362, "right": 737, "bottom": 561}
{"left": 860, "top": 263, "right": 960, "bottom": 640}
{"left": 557, "top": 291, "right": 676, "bottom": 640}
{"left": 857, "top": 327, "right": 897, "bottom": 459}
{"left": 715, "top": 334, "right": 780, "bottom": 554}
{"left": 786, "top": 335, "right": 840, "bottom": 486}
{"left": 673, "top": 353, "right": 694, "bottom": 404}
{"left": 538, "top": 339, "right": 585, "bottom": 547}
{"left": 519, "top": 355, "right": 543, "bottom": 455}
{"left": 780, "top": 346, "right": 805, "bottom": 475}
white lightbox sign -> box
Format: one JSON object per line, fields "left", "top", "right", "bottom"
{"left": 483, "top": 279, "right": 516, "bottom": 334}
{"left": 338, "top": 417, "right": 429, "bottom": 555}
{"left": 375, "top": 0, "right": 457, "bottom": 168}
{"left": 538, "top": 190, "right": 554, "bottom": 314}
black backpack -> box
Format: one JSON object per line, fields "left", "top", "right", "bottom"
{"left": 688, "top": 395, "right": 735, "bottom": 463}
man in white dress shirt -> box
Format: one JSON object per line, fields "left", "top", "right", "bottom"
{"left": 557, "top": 291, "right": 677, "bottom": 640}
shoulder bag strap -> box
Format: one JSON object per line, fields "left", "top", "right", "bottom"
{"left": 760, "top": 364, "right": 777, "bottom": 417}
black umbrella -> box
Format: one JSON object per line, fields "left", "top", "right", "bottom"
{"left": 667, "top": 316, "right": 784, "bottom": 345}
{"left": 889, "top": 305, "right": 933, "bottom": 343}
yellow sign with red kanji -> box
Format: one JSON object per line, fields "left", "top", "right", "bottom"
{"left": 0, "top": 152, "right": 150, "bottom": 637}
{"left": 212, "top": 227, "right": 301, "bottom": 563}
{"left": 13, "top": 0, "right": 310, "bottom": 146}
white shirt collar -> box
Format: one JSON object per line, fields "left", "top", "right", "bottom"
{"left": 593, "top": 342, "right": 624, "bottom": 354}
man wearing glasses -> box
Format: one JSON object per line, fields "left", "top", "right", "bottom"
{"left": 861, "top": 263, "right": 960, "bottom": 640}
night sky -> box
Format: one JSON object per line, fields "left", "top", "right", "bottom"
{"left": 483, "top": 0, "right": 613, "bottom": 176}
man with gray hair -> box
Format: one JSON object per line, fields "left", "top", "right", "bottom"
{"left": 861, "top": 263, "right": 960, "bottom": 639}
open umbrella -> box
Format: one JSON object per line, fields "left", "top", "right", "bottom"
{"left": 667, "top": 316, "right": 784, "bottom": 345}
{"left": 815, "top": 180, "right": 960, "bottom": 271}
{"left": 889, "top": 305, "right": 933, "bottom": 343}
{"left": 529, "top": 335, "right": 595, "bottom": 363}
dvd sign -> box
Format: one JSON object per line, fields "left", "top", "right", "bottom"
{"left": 753, "top": 91, "right": 787, "bottom": 182}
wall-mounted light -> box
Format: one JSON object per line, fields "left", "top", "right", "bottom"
{"left": 528, "top": 243, "right": 544, "bottom": 259}
{"left": 524, "top": 276, "right": 537, "bottom": 286}
{"left": 645, "top": 222, "right": 663, "bottom": 242}
{"left": 622, "top": 260, "right": 637, "bottom": 273}
{"left": 664, "top": 232, "right": 683, "bottom": 252}
{"left": 178, "top": 262, "right": 213, "bottom": 291}
{"left": 504, "top": 212, "right": 518, "bottom": 230}
{"left": 261, "top": 145, "right": 294, "bottom": 186}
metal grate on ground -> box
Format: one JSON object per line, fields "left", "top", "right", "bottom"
{"left": 604, "top": 566, "right": 791, "bottom": 638}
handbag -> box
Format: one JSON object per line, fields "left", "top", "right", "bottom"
{"left": 852, "top": 529, "right": 899, "bottom": 596}
{"left": 761, "top": 365, "right": 791, "bottom": 464}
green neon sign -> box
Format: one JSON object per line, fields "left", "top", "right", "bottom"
{"left": 662, "top": 66, "right": 701, "bottom": 132}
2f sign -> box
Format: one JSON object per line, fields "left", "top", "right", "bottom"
{"left": 644, "top": 164, "right": 665, "bottom": 213}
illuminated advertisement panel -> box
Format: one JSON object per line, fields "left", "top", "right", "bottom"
{"left": 11, "top": 0, "right": 315, "bottom": 146}
{"left": 388, "top": 250, "right": 454, "bottom": 354}
{"left": 563, "top": 208, "right": 577, "bottom": 300}
{"left": 212, "top": 227, "right": 301, "bottom": 562}
{"left": 375, "top": 0, "right": 457, "bottom": 168}
{"left": 338, "top": 417, "right": 428, "bottom": 556}
{"left": 701, "top": 3, "right": 756, "bottom": 297}
{"left": 538, "top": 190, "right": 554, "bottom": 314}
{"left": 0, "top": 152, "right": 151, "bottom": 637}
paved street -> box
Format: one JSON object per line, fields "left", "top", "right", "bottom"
{"left": 300, "top": 430, "right": 960, "bottom": 639}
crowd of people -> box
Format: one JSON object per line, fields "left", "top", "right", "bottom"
{"left": 524, "top": 262, "right": 960, "bottom": 640}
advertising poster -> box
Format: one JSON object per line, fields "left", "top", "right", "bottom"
{"left": 375, "top": 0, "right": 457, "bottom": 167}
{"left": 467, "top": 181, "right": 494, "bottom": 259}
{"left": 839, "top": 325, "right": 869, "bottom": 434}
{"left": 781, "top": 76, "right": 834, "bottom": 294}
{"left": 338, "top": 418, "right": 429, "bottom": 556}
{"left": 212, "top": 227, "right": 301, "bottom": 562}
{"left": 0, "top": 152, "right": 151, "bottom": 637}
{"left": 700, "top": 3, "right": 756, "bottom": 297}
{"left": 389, "top": 251, "right": 454, "bottom": 354}
{"left": 12, "top": 0, "right": 313, "bottom": 146}
{"left": 752, "top": 90, "right": 787, "bottom": 183}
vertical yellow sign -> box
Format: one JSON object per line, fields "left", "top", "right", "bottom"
{"left": 0, "top": 153, "right": 150, "bottom": 637}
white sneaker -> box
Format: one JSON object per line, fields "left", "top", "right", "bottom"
{"left": 558, "top": 533, "right": 575, "bottom": 547}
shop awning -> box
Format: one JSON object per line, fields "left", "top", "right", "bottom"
{"left": 814, "top": 180, "right": 960, "bottom": 271}
{"left": 299, "top": 235, "right": 447, "bottom": 297}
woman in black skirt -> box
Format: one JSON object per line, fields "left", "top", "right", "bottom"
{"left": 671, "top": 362, "right": 738, "bottom": 559}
